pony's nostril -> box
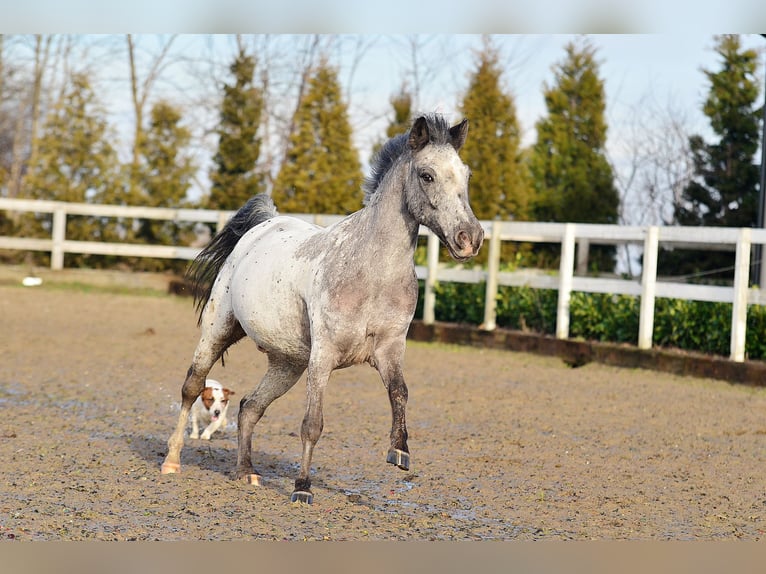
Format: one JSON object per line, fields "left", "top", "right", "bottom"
{"left": 476, "top": 227, "right": 485, "bottom": 249}
{"left": 456, "top": 230, "right": 470, "bottom": 248}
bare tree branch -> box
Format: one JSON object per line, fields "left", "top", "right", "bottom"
{"left": 609, "top": 91, "right": 694, "bottom": 228}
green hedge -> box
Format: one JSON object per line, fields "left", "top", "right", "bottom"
{"left": 419, "top": 281, "right": 766, "bottom": 361}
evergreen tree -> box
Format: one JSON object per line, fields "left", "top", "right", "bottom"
{"left": 529, "top": 38, "right": 619, "bottom": 271}
{"left": 23, "top": 72, "right": 122, "bottom": 266}
{"left": 133, "top": 100, "right": 197, "bottom": 269}
{"left": 459, "top": 38, "right": 530, "bottom": 222}
{"left": 658, "top": 35, "right": 762, "bottom": 282}
{"left": 386, "top": 86, "right": 413, "bottom": 139}
{"left": 372, "top": 85, "right": 413, "bottom": 157}
{"left": 208, "top": 48, "right": 264, "bottom": 211}
{"left": 272, "top": 62, "right": 363, "bottom": 214}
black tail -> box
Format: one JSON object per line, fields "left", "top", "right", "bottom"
{"left": 186, "top": 193, "right": 278, "bottom": 325}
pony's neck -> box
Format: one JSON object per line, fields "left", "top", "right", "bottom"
{"left": 362, "top": 165, "right": 419, "bottom": 261}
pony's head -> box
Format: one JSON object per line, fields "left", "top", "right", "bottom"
{"left": 403, "top": 115, "right": 484, "bottom": 262}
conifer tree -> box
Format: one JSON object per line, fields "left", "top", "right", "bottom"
{"left": 658, "top": 35, "right": 762, "bottom": 282}
{"left": 372, "top": 85, "right": 413, "bottom": 157}
{"left": 272, "top": 62, "right": 363, "bottom": 214}
{"left": 459, "top": 38, "right": 530, "bottom": 222}
{"left": 529, "top": 38, "right": 619, "bottom": 271}
{"left": 23, "top": 72, "right": 122, "bottom": 266}
{"left": 24, "top": 72, "right": 119, "bottom": 204}
{"left": 386, "top": 86, "right": 413, "bottom": 139}
{"left": 133, "top": 100, "right": 196, "bottom": 267}
{"left": 208, "top": 48, "right": 264, "bottom": 211}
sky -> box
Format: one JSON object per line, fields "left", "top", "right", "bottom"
{"left": 168, "top": 34, "right": 766, "bottom": 196}
{"left": 4, "top": 0, "right": 766, "bottom": 35}
{"left": 3, "top": 0, "right": 765, "bottom": 157}
{"left": 346, "top": 34, "right": 766, "bottom": 149}
{"left": 128, "top": 33, "right": 764, "bottom": 170}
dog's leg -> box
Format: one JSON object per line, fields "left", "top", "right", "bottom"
{"left": 189, "top": 412, "right": 200, "bottom": 439}
{"left": 200, "top": 418, "right": 221, "bottom": 440}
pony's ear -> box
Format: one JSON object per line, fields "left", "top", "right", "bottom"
{"left": 449, "top": 119, "right": 469, "bottom": 151}
{"left": 408, "top": 116, "right": 430, "bottom": 151}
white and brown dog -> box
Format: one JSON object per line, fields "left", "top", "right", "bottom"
{"left": 189, "top": 379, "right": 235, "bottom": 440}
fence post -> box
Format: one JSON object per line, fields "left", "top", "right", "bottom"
{"left": 482, "top": 222, "right": 501, "bottom": 331}
{"left": 576, "top": 238, "right": 589, "bottom": 275}
{"left": 422, "top": 231, "right": 439, "bottom": 325}
{"left": 556, "top": 223, "right": 576, "bottom": 339}
{"left": 730, "top": 227, "right": 751, "bottom": 362}
{"left": 51, "top": 206, "right": 67, "bottom": 270}
{"left": 638, "top": 226, "right": 659, "bottom": 350}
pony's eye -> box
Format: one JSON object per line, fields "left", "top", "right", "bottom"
{"left": 420, "top": 172, "right": 434, "bottom": 183}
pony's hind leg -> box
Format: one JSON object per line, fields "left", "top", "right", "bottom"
{"left": 161, "top": 316, "right": 245, "bottom": 474}
{"left": 235, "top": 354, "right": 305, "bottom": 484}
{"left": 161, "top": 364, "right": 208, "bottom": 474}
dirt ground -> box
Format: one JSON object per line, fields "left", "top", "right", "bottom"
{"left": 2, "top": 283, "right": 766, "bottom": 541}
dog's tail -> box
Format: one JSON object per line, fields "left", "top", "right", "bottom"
{"left": 186, "top": 193, "right": 278, "bottom": 325}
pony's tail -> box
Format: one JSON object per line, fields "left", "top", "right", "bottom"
{"left": 186, "top": 193, "right": 278, "bottom": 325}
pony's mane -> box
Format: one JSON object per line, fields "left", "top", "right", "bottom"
{"left": 363, "top": 114, "right": 455, "bottom": 205}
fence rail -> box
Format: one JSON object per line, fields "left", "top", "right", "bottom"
{"left": 2, "top": 197, "right": 765, "bottom": 363}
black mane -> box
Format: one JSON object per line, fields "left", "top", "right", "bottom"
{"left": 362, "top": 114, "right": 455, "bottom": 205}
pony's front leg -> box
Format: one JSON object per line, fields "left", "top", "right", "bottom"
{"left": 374, "top": 339, "right": 410, "bottom": 471}
{"left": 291, "top": 362, "right": 331, "bottom": 504}
{"left": 384, "top": 369, "right": 410, "bottom": 471}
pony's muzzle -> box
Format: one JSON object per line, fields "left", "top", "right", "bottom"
{"left": 453, "top": 225, "right": 484, "bottom": 259}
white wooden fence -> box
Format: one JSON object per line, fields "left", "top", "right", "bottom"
{"left": 2, "top": 196, "right": 766, "bottom": 363}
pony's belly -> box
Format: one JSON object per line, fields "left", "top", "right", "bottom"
{"left": 230, "top": 274, "right": 311, "bottom": 362}
{"left": 232, "top": 283, "right": 310, "bottom": 358}
{"left": 247, "top": 323, "right": 311, "bottom": 361}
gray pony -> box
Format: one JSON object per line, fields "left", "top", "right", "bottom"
{"left": 161, "top": 114, "right": 484, "bottom": 504}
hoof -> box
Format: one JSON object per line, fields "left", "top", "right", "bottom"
{"left": 290, "top": 490, "right": 313, "bottom": 504}
{"left": 244, "top": 474, "right": 262, "bottom": 486}
{"left": 386, "top": 449, "right": 410, "bottom": 471}
{"left": 160, "top": 461, "right": 180, "bottom": 474}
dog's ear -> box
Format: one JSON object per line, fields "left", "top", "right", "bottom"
{"left": 223, "top": 388, "right": 235, "bottom": 397}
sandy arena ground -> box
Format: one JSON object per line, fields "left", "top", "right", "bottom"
{"left": 1, "top": 284, "right": 765, "bottom": 540}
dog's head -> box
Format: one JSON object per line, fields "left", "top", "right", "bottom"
{"left": 200, "top": 381, "right": 235, "bottom": 421}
